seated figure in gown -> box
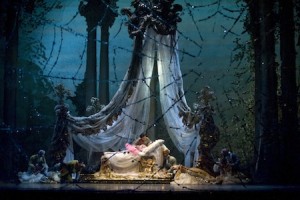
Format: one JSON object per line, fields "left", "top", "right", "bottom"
{"left": 27, "top": 150, "right": 49, "bottom": 176}
{"left": 18, "top": 149, "right": 50, "bottom": 183}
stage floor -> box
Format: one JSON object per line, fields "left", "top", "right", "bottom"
{"left": 1, "top": 181, "right": 300, "bottom": 200}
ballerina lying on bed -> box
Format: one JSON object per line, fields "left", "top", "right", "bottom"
{"left": 97, "top": 139, "right": 167, "bottom": 178}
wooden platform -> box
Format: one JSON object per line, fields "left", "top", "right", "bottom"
{"left": 79, "top": 173, "right": 172, "bottom": 184}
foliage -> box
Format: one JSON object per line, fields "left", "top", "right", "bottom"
{"left": 12, "top": 0, "right": 63, "bottom": 164}
{"left": 15, "top": 59, "right": 57, "bottom": 162}
{"left": 212, "top": 37, "right": 255, "bottom": 171}
{"left": 54, "top": 83, "right": 71, "bottom": 105}
{"left": 19, "top": 0, "right": 63, "bottom": 64}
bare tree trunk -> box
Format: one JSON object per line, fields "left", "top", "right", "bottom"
{"left": 84, "top": 23, "right": 97, "bottom": 111}
{"left": 2, "top": 0, "right": 19, "bottom": 181}
{"left": 279, "top": 0, "right": 300, "bottom": 184}
{"left": 79, "top": 0, "right": 99, "bottom": 113}
{"left": 246, "top": 0, "right": 279, "bottom": 183}
{"left": 99, "top": 25, "right": 109, "bottom": 105}
{"left": 0, "top": 1, "right": 5, "bottom": 123}
{"left": 98, "top": 0, "right": 117, "bottom": 104}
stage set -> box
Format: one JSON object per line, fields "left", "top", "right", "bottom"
{"left": 5, "top": 2, "right": 300, "bottom": 199}
{"left": 16, "top": 0, "right": 251, "bottom": 187}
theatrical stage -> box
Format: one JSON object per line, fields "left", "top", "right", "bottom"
{"left": 1, "top": 181, "right": 300, "bottom": 200}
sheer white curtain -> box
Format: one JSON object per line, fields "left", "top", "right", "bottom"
{"left": 65, "top": 27, "right": 200, "bottom": 167}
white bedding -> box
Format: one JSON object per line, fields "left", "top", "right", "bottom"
{"left": 102, "top": 139, "right": 165, "bottom": 174}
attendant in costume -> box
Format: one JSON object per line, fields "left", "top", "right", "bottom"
{"left": 58, "top": 160, "right": 86, "bottom": 183}
{"left": 213, "top": 148, "right": 240, "bottom": 176}
{"left": 27, "top": 149, "right": 49, "bottom": 176}
{"left": 161, "top": 148, "right": 177, "bottom": 173}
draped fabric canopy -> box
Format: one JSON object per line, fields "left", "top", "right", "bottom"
{"left": 57, "top": 1, "right": 202, "bottom": 167}
{"left": 64, "top": 27, "right": 200, "bottom": 167}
